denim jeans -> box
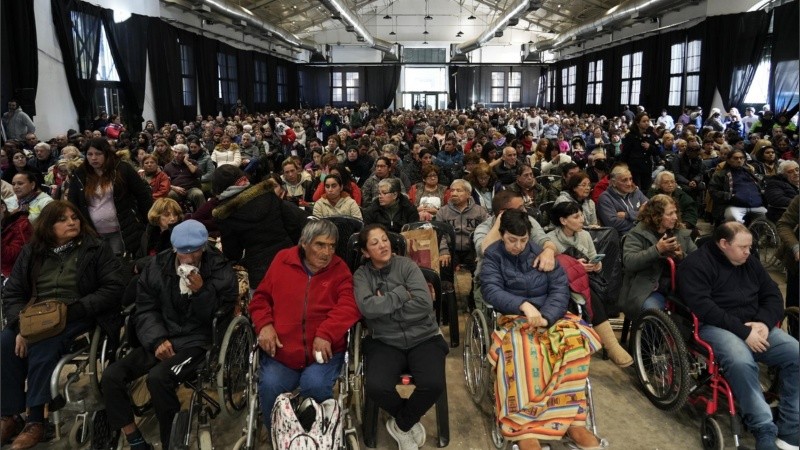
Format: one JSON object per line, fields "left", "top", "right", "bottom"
{"left": 641, "top": 292, "right": 666, "bottom": 312}
{"left": 258, "top": 351, "right": 344, "bottom": 429}
{"left": 699, "top": 324, "right": 799, "bottom": 441}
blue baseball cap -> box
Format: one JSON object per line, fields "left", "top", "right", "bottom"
{"left": 170, "top": 220, "right": 208, "bottom": 254}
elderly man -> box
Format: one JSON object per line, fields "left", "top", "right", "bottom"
{"left": 708, "top": 148, "right": 766, "bottom": 223}
{"left": 249, "top": 220, "right": 361, "bottom": 430}
{"left": 597, "top": 165, "right": 648, "bottom": 235}
{"left": 26, "top": 143, "right": 57, "bottom": 185}
{"left": 493, "top": 146, "right": 520, "bottom": 186}
{"left": 679, "top": 222, "right": 799, "bottom": 450}
{"left": 163, "top": 144, "right": 205, "bottom": 211}
{"left": 435, "top": 179, "right": 489, "bottom": 266}
{"left": 505, "top": 164, "right": 553, "bottom": 212}
{"left": 101, "top": 220, "right": 237, "bottom": 449}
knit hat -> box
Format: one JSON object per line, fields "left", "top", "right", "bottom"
{"left": 170, "top": 220, "right": 208, "bottom": 253}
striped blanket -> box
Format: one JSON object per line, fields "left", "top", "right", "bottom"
{"left": 488, "top": 313, "right": 601, "bottom": 441}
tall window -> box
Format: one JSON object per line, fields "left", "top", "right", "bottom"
{"left": 345, "top": 72, "right": 359, "bottom": 102}
{"left": 508, "top": 72, "right": 522, "bottom": 103}
{"left": 561, "top": 65, "right": 576, "bottom": 104}
{"left": 668, "top": 40, "right": 701, "bottom": 107}
{"left": 547, "top": 68, "right": 556, "bottom": 105}
{"left": 586, "top": 60, "right": 603, "bottom": 105}
{"left": 620, "top": 51, "right": 643, "bottom": 106}
{"left": 95, "top": 24, "right": 122, "bottom": 116}
{"left": 331, "top": 71, "right": 358, "bottom": 103}
{"left": 254, "top": 60, "right": 268, "bottom": 105}
{"left": 743, "top": 50, "right": 771, "bottom": 104}
{"left": 277, "top": 66, "right": 288, "bottom": 103}
{"left": 217, "top": 52, "right": 238, "bottom": 108}
{"left": 180, "top": 42, "right": 196, "bottom": 108}
{"left": 491, "top": 72, "right": 505, "bottom": 103}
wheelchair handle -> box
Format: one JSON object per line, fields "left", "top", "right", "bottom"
{"left": 666, "top": 257, "right": 676, "bottom": 292}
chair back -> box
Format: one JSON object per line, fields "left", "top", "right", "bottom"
{"left": 345, "top": 231, "right": 406, "bottom": 272}
{"left": 323, "top": 216, "right": 364, "bottom": 261}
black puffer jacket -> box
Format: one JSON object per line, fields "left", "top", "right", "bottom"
{"left": 212, "top": 180, "right": 308, "bottom": 285}
{"left": 2, "top": 235, "right": 125, "bottom": 339}
{"left": 68, "top": 161, "right": 153, "bottom": 258}
{"left": 134, "top": 245, "right": 237, "bottom": 353}
{"left": 362, "top": 195, "right": 420, "bottom": 234}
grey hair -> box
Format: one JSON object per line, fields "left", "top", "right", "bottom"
{"left": 382, "top": 144, "right": 397, "bottom": 155}
{"left": 299, "top": 219, "right": 338, "bottom": 246}
{"left": 241, "top": 132, "right": 252, "bottom": 140}
{"left": 609, "top": 165, "right": 631, "bottom": 180}
{"left": 674, "top": 138, "right": 687, "bottom": 147}
{"left": 653, "top": 170, "right": 675, "bottom": 189}
{"left": 34, "top": 142, "right": 51, "bottom": 153}
{"left": 377, "top": 177, "right": 402, "bottom": 194}
{"left": 173, "top": 143, "right": 189, "bottom": 154}
{"left": 450, "top": 179, "right": 473, "bottom": 193}
{"left": 778, "top": 159, "right": 799, "bottom": 175}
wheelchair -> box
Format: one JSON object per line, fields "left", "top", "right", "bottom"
{"left": 463, "top": 265, "right": 599, "bottom": 450}
{"left": 747, "top": 214, "right": 782, "bottom": 270}
{"left": 629, "top": 258, "right": 793, "bottom": 450}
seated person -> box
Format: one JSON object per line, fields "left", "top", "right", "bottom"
{"left": 678, "top": 222, "right": 799, "bottom": 450}
{"left": 546, "top": 201, "right": 632, "bottom": 367}
{"left": 311, "top": 173, "right": 362, "bottom": 220}
{"left": 362, "top": 178, "right": 419, "bottom": 233}
{"left": 280, "top": 157, "right": 312, "bottom": 205}
{"left": 353, "top": 224, "right": 447, "bottom": 450}
{"left": 764, "top": 160, "right": 799, "bottom": 223}
{"left": 554, "top": 171, "right": 598, "bottom": 226}
{"left": 408, "top": 165, "right": 449, "bottom": 221}
{"left": 647, "top": 170, "right": 698, "bottom": 231}
{"left": 597, "top": 165, "right": 648, "bottom": 235}
{"left": 140, "top": 197, "right": 183, "bottom": 258}
{"left": 309, "top": 163, "right": 362, "bottom": 206}
{"left": 708, "top": 148, "right": 766, "bottom": 223}
{"left": 777, "top": 196, "right": 799, "bottom": 337}
{"left": 2, "top": 201, "right": 124, "bottom": 450}
{"left": 505, "top": 164, "right": 553, "bottom": 213}
{"left": 435, "top": 179, "right": 489, "bottom": 267}
{"left": 163, "top": 144, "right": 205, "bottom": 211}
{"left": 480, "top": 209, "right": 605, "bottom": 450}
{"left": 249, "top": 220, "right": 360, "bottom": 430}
{"left": 619, "top": 194, "right": 696, "bottom": 317}
{"left": 101, "top": 220, "right": 236, "bottom": 449}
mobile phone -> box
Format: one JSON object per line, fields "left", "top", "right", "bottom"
{"left": 589, "top": 254, "right": 605, "bottom": 264}
{"left": 663, "top": 229, "right": 674, "bottom": 239}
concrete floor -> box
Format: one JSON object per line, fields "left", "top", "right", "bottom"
{"left": 28, "top": 261, "right": 788, "bottom": 450}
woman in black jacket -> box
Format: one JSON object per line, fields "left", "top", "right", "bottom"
{"left": 362, "top": 177, "right": 419, "bottom": 233}
{"left": 67, "top": 138, "right": 152, "bottom": 257}
{"left": 1, "top": 201, "right": 124, "bottom": 449}
{"left": 211, "top": 165, "right": 308, "bottom": 286}
{"left": 620, "top": 112, "right": 658, "bottom": 189}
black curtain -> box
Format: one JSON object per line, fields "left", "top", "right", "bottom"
{"left": 299, "top": 67, "right": 331, "bottom": 107}
{"left": 51, "top": 0, "right": 103, "bottom": 130}
{"left": 770, "top": 1, "right": 799, "bottom": 114}
{"left": 364, "top": 65, "right": 400, "bottom": 110}
{"left": 448, "top": 66, "right": 458, "bottom": 109}
{"left": 236, "top": 48, "right": 254, "bottom": 113}
{"left": 1, "top": 0, "right": 38, "bottom": 116}
{"left": 195, "top": 35, "right": 219, "bottom": 117}
{"left": 701, "top": 11, "right": 769, "bottom": 111}
{"left": 454, "top": 67, "right": 477, "bottom": 109}
{"left": 146, "top": 19, "right": 185, "bottom": 125}
{"left": 285, "top": 62, "right": 300, "bottom": 109}
{"left": 102, "top": 12, "right": 149, "bottom": 133}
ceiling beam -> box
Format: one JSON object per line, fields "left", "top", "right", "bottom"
{"left": 249, "top": 0, "right": 276, "bottom": 9}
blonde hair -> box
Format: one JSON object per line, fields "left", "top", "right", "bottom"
{"left": 147, "top": 197, "right": 183, "bottom": 226}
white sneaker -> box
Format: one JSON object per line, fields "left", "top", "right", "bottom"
{"left": 386, "top": 418, "right": 419, "bottom": 450}
{"left": 410, "top": 422, "right": 426, "bottom": 447}
{"left": 777, "top": 437, "right": 800, "bottom": 450}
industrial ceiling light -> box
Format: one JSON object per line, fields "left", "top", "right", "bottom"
{"left": 423, "top": 41, "right": 428, "bottom": 44}
{"left": 389, "top": 30, "right": 396, "bottom": 35}
{"left": 424, "top": 14, "right": 433, "bottom": 20}
{"left": 467, "top": 14, "right": 476, "bottom": 19}
{"left": 423, "top": 30, "right": 429, "bottom": 35}
{"left": 383, "top": 14, "right": 392, "bottom": 19}
{"left": 456, "top": 31, "right": 463, "bottom": 36}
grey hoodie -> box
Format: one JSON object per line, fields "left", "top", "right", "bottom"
{"left": 353, "top": 255, "right": 440, "bottom": 350}
{"left": 434, "top": 198, "right": 489, "bottom": 251}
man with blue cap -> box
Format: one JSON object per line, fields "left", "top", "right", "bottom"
{"left": 99, "top": 220, "right": 237, "bottom": 450}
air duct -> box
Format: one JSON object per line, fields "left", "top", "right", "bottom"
{"left": 191, "top": 0, "right": 320, "bottom": 53}
{"left": 535, "top": 0, "right": 683, "bottom": 52}
{"left": 318, "top": 0, "right": 396, "bottom": 55}
{"left": 453, "top": 0, "right": 534, "bottom": 55}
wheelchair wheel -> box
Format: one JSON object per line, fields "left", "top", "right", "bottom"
{"left": 700, "top": 416, "right": 724, "bottom": 450}
{"left": 490, "top": 420, "right": 507, "bottom": 449}
{"left": 345, "top": 432, "right": 359, "bottom": 450}
{"left": 198, "top": 428, "right": 212, "bottom": 450}
{"left": 217, "top": 315, "right": 255, "bottom": 418}
{"left": 632, "top": 309, "right": 692, "bottom": 411}
{"left": 464, "top": 309, "right": 491, "bottom": 405}
{"left": 168, "top": 410, "right": 190, "bottom": 450}
{"left": 749, "top": 218, "right": 781, "bottom": 268}
{"left": 69, "top": 419, "right": 91, "bottom": 449}
{"left": 351, "top": 322, "right": 366, "bottom": 426}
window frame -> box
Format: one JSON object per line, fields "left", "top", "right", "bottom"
{"left": 586, "top": 59, "right": 603, "bottom": 105}
{"left": 668, "top": 40, "right": 701, "bottom": 107}
{"left": 562, "top": 65, "right": 576, "bottom": 105}
{"left": 179, "top": 41, "right": 196, "bottom": 108}
{"left": 254, "top": 59, "right": 268, "bottom": 106}
{"left": 508, "top": 71, "right": 522, "bottom": 103}
{"left": 217, "top": 52, "right": 238, "bottom": 110}
{"left": 276, "top": 65, "right": 288, "bottom": 104}
{"left": 620, "top": 51, "right": 643, "bottom": 106}
{"left": 331, "top": 70, "right": 358, "bottom": 104}
{"left": 490, "top": 71, "right": 505, "bottom": 103}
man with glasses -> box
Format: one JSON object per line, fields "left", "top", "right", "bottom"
{"left": 493, "top": 146, "right": 519, "bottom": 186}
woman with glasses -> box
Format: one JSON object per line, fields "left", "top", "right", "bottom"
{"left": 554, "top": 171, "right": 597, "bottom": 226}
{"left": 312, "top": 174, "right": 362, "bottom": 220}
{"left": 362, "top": 178, "right": 418, "bottom": 233}
{"left": 408, "top": 165, "right": 449, "bottom": 221}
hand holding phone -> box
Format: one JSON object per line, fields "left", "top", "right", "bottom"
{"left": 589, "top": 254, "right": 605, "bottom": 264}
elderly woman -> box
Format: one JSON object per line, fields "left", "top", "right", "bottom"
{"left": 139, "top": 154, "right": 171, "bottom": 200}
{"left": 619, "top": 194, "right": 697, "bottom": 317}
{"left": 312, "top": 173, "right": 362, "bottom": 219}
{"left": 554, "top": 171, "right": 597, "bottom": 226}
{"left": 1, "top": 201, "right": 124, "bottom": 449}
{"left": 6, "top": 172, "right": 53, "bottom": 223}
{"left": 68, "top": 138, "right": 152, "bottom": 257}
{"left": 647, "top": 170, "right": 698, "bottom": 230}
{"left": 481, "top": 209, "right": 604, "bottom": 450}
{"left": 249, "top": 220, "right": 361, "bottom": 429}
{"left": 362, "top": 178, "right": 419, "bottom": 233}
{"left": 765, "top": 160, "right": 800, "bottom": 222}
{"left": 353, "top": 223, "right": 448, "bottom": 450}
{"left": 141, "top": 197, "right": 183, "bottom": 258}
{"left": 409, "top": 165, "right": 450, "bottom": 221}
{"left": 546, "top": 202, "right": 632, "bottom": 367}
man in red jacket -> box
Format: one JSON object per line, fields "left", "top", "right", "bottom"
{"left": 249, "top": 219, "right": 361, "bottom": 429}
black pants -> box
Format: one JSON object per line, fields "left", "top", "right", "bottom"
{"left": 102, "top": 345, "right": 206, "bottom": 447}
{"left": 364, "top": 335, "right": 448, "bottom": 432}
